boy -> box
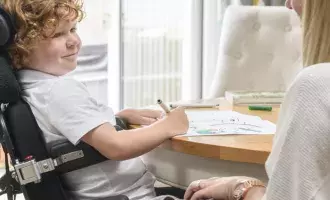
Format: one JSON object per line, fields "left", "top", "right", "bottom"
{"left": 2, "top": 0, "right": 189, "bottom": 199}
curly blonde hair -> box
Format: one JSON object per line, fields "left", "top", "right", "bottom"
{"left": 2, "top": 0, "right": 84, "bottom": 69}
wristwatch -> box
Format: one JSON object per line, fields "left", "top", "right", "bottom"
{"left": 233, "top": 179, "right": 265, "bottom": 200}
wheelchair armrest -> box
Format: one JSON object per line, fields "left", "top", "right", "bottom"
{"left": 49, "top": 124, "right": 124, "bottom": 174}
{"left": 49, "top": 139, "right": 107, "bottom": 174}
{"left": 116, "top": 117, "right": 128, "bottom": 130}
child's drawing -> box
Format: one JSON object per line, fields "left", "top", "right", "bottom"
{"left": 181, "top": 110, "right": 276, "bottom": 137}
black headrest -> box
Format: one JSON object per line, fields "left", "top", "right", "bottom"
{"left": 0, "top": 55, "right": 20, "bottom": 104}
{"left": 0, "top": 6, "right": 20, "bottom": 104}
{"left": 0, "top": 6, "right": 15, "bottom": 48}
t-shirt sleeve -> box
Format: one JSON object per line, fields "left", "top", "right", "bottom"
{"left": 46, "top": 78, "right": 116, "bottom": 145}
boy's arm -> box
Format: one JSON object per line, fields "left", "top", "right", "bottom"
{"left": 115, "top": 108, "right": 162, "bottom": 126}
{"left": 82, "top": 108, "right": 187, "bottom": 160}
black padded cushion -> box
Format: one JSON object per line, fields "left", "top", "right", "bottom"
{"left": 0, "top": 7, "right": 15, "bottom": 48}
{"left": 0, "top": 13, "right": 11, "bottom": 46}
{"left": 49, "top": 125, "right": 123, "bottom": 174}
{"left": 49, "top": 140, "right": 107, "bottom": 174}
{"left": 0, "top": 55, "right": 20, "bottom": 104}
{"left": 4, "top": 99, "right": 69, "bottom": 200}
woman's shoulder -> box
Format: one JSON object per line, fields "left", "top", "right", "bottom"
{"left": 293, "top": 63, "right": 330, "bottom": 85}
{"left": 287, "top": 63, "right": 330, "bottom": 97}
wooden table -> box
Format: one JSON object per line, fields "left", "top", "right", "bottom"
{"left": 132, "top": 98, "right": 279, "bottom": 164}
{"left": 163, "top": 100, "right": 279, "bottom": 164}
{"left": 132, "top": 98, "right": 280, "bottom": 188}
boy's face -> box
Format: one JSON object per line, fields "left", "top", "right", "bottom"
{"left": 28, "top": 19, "right": 81, "bottom": 76}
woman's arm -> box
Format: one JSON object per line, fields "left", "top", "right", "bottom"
{"left": 264, "top": 65, "right": 330, "bottom": 200}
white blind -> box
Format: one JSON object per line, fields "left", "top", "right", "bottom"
{"left": 121, "top": 0, "right": 189, "bottom": 108}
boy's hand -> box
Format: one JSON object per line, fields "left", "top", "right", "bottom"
{"left": 163, "top": 107, "right": 189, "bottom": 137}
{"left": 116, "top": 108, "right": 162, "bottom": 125}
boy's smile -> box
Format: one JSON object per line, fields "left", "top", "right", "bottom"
{"left": 63, "top": 52, "right": 78, "bottom": 61}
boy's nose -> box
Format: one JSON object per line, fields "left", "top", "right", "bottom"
{"left": 67, "top": 34, "right": 81, "bottom": 48}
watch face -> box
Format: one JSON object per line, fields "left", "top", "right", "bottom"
{"left": 233, "top": 188, "right": 244, "bottom": 200}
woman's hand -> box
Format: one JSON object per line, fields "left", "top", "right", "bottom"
{"left": 116, "top": 108, "right": 163, "bottom": 125}
{"left": 184, "top": 176, "right": 261, "bottom": 200}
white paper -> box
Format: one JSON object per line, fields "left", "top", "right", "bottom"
{"left": 178, "top": 110, "right": 276, "bottom": 137}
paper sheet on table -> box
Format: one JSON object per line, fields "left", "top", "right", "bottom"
{"left": 178, "top": 110, "right": 276, "bottom": 137}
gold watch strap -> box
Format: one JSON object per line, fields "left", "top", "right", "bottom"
{"left": 233, "top": 179, "right": 265, "bottom": 200}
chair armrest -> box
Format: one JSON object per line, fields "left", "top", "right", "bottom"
{"left": 48, "top": 139, "right": 107, "bottom": 174}
{"left": 116, "top": 117, "right": 128, "bottom": 130}
{"left": 48, "top": 124, "right": 124, "bottom": 174}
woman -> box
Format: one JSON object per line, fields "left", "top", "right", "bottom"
{"left": 184, "top": 0, "right": 330, "bottom": 200}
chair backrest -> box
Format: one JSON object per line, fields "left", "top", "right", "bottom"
{"left": 208, "top": 5, "right": 302, "bottom": 98}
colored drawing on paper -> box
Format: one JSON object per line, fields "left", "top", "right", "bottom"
{"left": 196, "top": 128, "right": 224, "bottom": 135}
{"left": 181, "top": 110, "right": 276, "bottom": 137}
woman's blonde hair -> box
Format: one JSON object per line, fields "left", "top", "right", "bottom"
{"left": 302, "top": 0, "right": 330, "bottom": 67}
{"left": 2, "top": 0, "right": 84, "bottom": 69}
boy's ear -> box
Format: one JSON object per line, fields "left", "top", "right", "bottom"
{"left": 0, "top": 6, "right": 16, "bottom": 49}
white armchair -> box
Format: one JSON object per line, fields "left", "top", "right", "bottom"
{"left": 208, "top": 5, "right": 302, "bottom": 98}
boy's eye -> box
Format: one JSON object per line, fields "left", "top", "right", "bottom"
{"left": 53, "top": 32, "right": 64, "bottom": 38}
{"left": 52, "top": 27, "right": 77, "bottom": 38}
{"left": 70, "top": 27, "right": 77, "bottom": 33}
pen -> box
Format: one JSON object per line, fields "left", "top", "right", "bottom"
{"left": 248, "top": 105, "right": 272, "bottom": 111}
{"left": 157, "top": 99, "right": 171, "bottom": 113}
{"left": 169, "top": 103, "right": 219, "bottom": 109}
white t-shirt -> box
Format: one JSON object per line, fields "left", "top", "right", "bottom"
{"left": 17, "top": 69, "right": 157, "bottom": 200}
{"left": 263, "top": 63, "right": 330, "bottom": 200}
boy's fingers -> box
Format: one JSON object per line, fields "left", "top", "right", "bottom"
{"left": 139, "top": 117, "right": 157, "bottom": 125}
{"left": 139, "top": 109, "right": 163, "bottom": 118}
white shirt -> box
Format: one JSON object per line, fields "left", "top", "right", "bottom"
{"left": 263, "top": 63, "right": 330, "bottom": 200}
{"left": 18, "top": 69, "right": 157, "bottom": 200}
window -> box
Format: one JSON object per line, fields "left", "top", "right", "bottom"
{"left": 73, "top": 0, "right": 111, "bottom": 105}
{"left": 108, "top": 0, "right": 203, "bottom": 111}
{"left": 122, "top": 0, "right": 186, "bottom": 108}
